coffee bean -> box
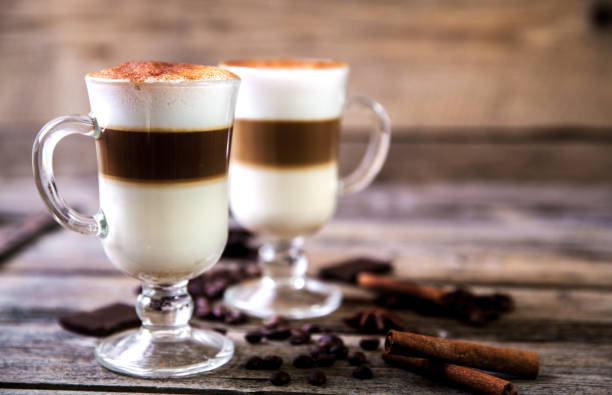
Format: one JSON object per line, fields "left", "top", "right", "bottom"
{"left": 212, "top": 327, "right": 227, "bottom": 335}
{"left": 193, "top": 297, "right": 213, "bottom": 319}
{"left": 329, "top": 344, "right": 348, "bottom": 359}
{"left": 301, "top": 323, "right": 321, "bottom": 333}
{"left": 310, "top": 345, "right": 325, "bottom": 358}
{"left": 224, "top": 310, "right": 247, "bottom": 325}
{"left": 289, "top": 333, "right": 310, "bottom": 345}
{"left": 293, "top": 354, "right": 315, "bottom": 368}
{"left": 244, "top": 356, "right": 263, "bottom": 370}
{"left": 348, "top": 351, "right": 367, "bottom": 366}
{"left": 308, "top": 370, "right": 327, "bottom": 386}
{"left": 212, "top": 304, "right": 228, "bottom": 319}
{"left": 264, "top": 315, "right": 289, "bottom": 329}
{"left": 318, "top": 334, "right": 344, "bottom": 349}
{"left": 314, "top": 353, "right": 336, "bottom": 367}
{"left": 269, "top": 371, "right": 291, "bottom": 386}
{"left": 359, "top": 338, "right": 380, "bottom": 351}
{"left": 263, "top": 326, "right": 291, "bottom": 340}
{"left": 262, "top": 355, "right": 283, "bottom": 370}
{"left": 245, "top": 330, "right": 263, "bottom": 344}
{"left": 352, "top": 365, "right": 373, "bottom": 379}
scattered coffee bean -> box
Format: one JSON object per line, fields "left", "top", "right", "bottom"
{"left": 193, "top": 297, "right": 213, "bottom": 319}
{"left": 293, "top": 354, "right": 315, "bottom": 368}
{"left": 262, "top": 355, "right": 283, "bottom": 370}
{"left": 352, "top": 365, "right": 373, "bottom": 379}
{"left": 264, "top": 315, "right": 289, "bottom": 329}
{"left": 289, "top": 329, "right": 311, "bottom": 345}
{"left": 269, "top": 371, "right": 291, "bottom": 386}
{"left": 212, "top": 304, "right": 228, "bottom": 319}
{"left": 329, "top": 344, "right": 348, "bottom": 359}
{"left": 222, "top": 228, "right": 258, "bottom": 260}
{"left": 318, "top": 334, "right": 344, "bottom": 349}
{"left": 310, "top": 345, "right": 325, "bottom": 358}
{"left": 314, "top": 353, "right": 336, "bottom": 367}
{"left": 263, "top": 326, "right": 292, "bottom": 340}
{"left": 245, "top": 330, "right": 263, "bottom": 344}
{"left": 348, "top": 351, "right": 367, "bottom": 366}
{"left": 301, "top": 323, "right": 321, "bottom": 333}
{"left": 359, "top": 338, "right": 380, "bottom": 351}
{"left": 308, "top": 370, "right": 327, "bottom": 386}
{"left": 224, "top": 310, "right": 247, "bottom": 325}
{"left": 188, "top": 262, "right": 260, "bottom": 301}
{"left": 244, "top": 356, "right": 264, "bottom": 370}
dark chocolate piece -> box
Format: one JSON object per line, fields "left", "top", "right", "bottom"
{"left": 319, "top": 257, "right": 392, "bottom": 284}
{"left": 58, "top": 303, "right": 139, "bottom": 337}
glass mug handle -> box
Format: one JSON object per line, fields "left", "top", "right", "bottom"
{"left": 338, "top": 95, "right": 391, "bottom": 195}
{"left": 32, "top": 114, "right": 107, "bottom": 237}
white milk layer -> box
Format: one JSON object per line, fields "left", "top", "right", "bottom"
{"left": 229, "top": 162, "right": 338, "bottom": 238}
{"left": 85, "top": 77, "right": 239, "bottom": 130}
{"left": 220, "top": 66, "right": 348, "bottom": 120}
{"left": 99, "top": 176, "right": 228, "bottom": 284}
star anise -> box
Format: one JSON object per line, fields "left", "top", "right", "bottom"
{"left": 343, "top": 308, "right": 408, "bottom": 334}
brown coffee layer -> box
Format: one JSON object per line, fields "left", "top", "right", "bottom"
{"left": 231, "top": 119, "right": 340, "bottom": 168}
{"left": 96, "top": 127, "right": 231, "bottom": 182}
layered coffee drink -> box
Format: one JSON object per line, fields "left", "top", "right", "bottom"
{"left": 86, "top": 62, "right": 239, "bottom": 283}
{"left": 220, "top": 59, "right": 349, "bottom": 238}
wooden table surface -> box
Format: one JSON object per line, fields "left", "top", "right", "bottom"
{"left": 1, "top": 178, "right": 611, "bottom": 394}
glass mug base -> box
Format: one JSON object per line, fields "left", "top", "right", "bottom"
{"left": 95, "top": 326, "right": 234, "bottom": 378}
{"left": 224, "top": 277, "right": 342, "bottom": 319}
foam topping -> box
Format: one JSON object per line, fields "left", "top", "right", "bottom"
{"left": 219, "top": 58, "right": 347, "bottom": 70}
{"left": 88, "top": 61, "right": 239, "bottom": 83}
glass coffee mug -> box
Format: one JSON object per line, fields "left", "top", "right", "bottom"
{"left": 220, "top": 58, "right": 390, "bottom": 319}
{"left": 32, "top": 62, "right": 240, "bottom": 377}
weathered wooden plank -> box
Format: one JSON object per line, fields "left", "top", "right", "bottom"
{"left": 1, "top": 0, "right": 611, "bottom": 129}
{"left": 0, "top": 324, "right": 610, "bottom": 394}
{"left": 1, "top": 273, "right": 611, "bottom": 345}
{"left": 2, "top": 181, "right": 612, "bottom": 290}
{"left": 4, "top": 121, "right": 612, "bottom": 182}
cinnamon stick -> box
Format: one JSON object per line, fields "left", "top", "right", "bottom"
{"left": 357, "top": 272, "right": 446, "bottom": 304}
{"left": 385, "top": 330, "right": 539, "bottom": 379}
{"left": 383, "top": 351, "right": 517, "bottom": 395}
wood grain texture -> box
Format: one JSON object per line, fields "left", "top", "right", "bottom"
{"left": 0, "top": 0, "right": 611, "bottom": 130}
{"left": 1, "top": 180, "right": 612, "bottom": 392}
{"left": 3, "top": 122, "right": 612, "bottom": 182}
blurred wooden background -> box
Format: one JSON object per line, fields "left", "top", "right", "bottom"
{"left": 1, "top": 0, "right": 611, "bottom": 182}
